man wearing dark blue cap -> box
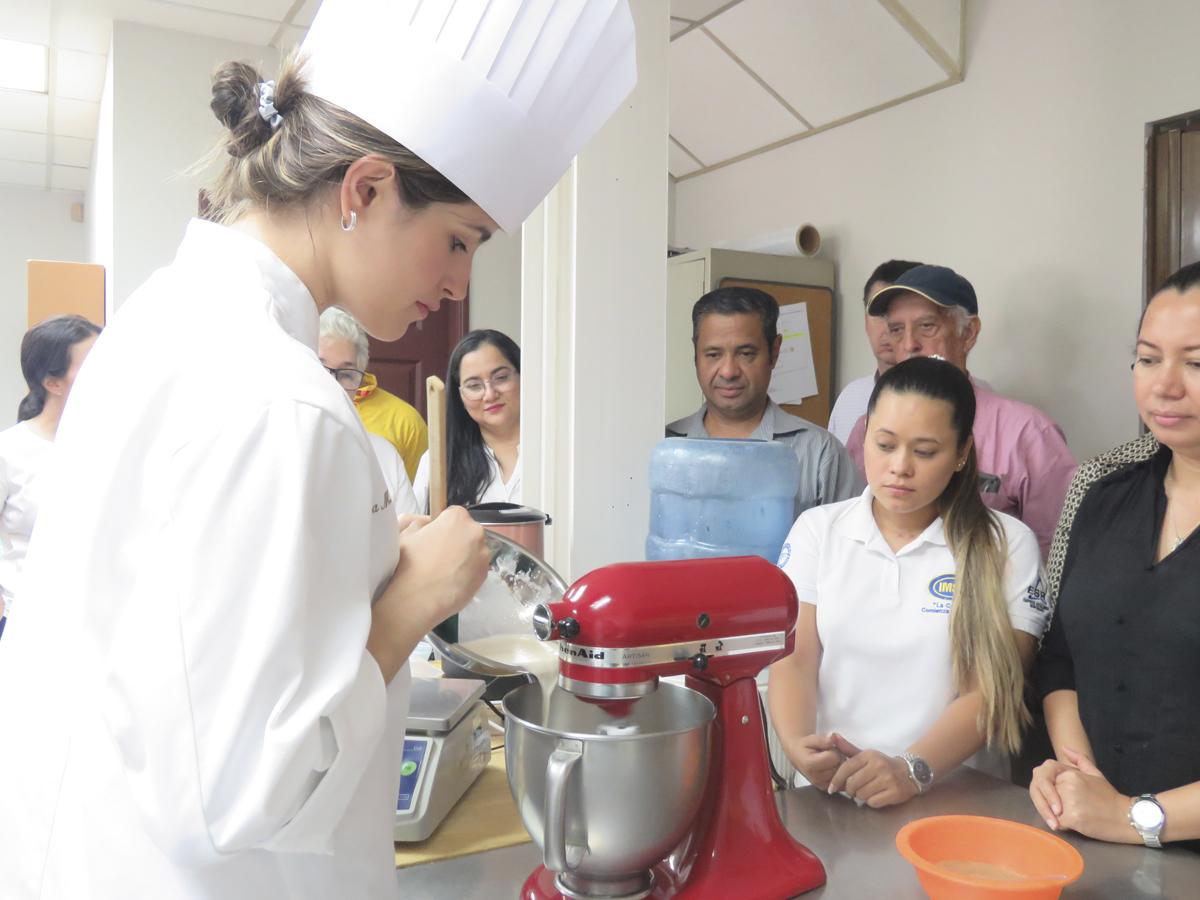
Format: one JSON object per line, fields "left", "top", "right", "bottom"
{"left": 844, "top": 264, "right": 1076, "bottom": 560}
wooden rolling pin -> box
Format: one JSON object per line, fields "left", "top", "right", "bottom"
{"left": 426, "top": 376, "right": 448, "bottom": 516}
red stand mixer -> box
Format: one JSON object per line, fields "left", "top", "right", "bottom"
{"left": 502, "top": 555, "right": 826, "bottom": 900}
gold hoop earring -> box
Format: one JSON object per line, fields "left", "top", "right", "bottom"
{"left": 341, "top": 210, "right": 357, "bottom": 232}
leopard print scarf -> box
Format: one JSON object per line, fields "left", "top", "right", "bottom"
{"left": 1044, "top": 431, "right": 1160, "bottom": 618}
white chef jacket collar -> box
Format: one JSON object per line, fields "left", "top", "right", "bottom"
{"left": 837, "top": 486, "right": 948, "bottom": 556}
{"left": 178, "top": 219, "right": 319, "bottom": 350}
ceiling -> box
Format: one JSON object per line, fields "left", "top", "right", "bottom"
{"left": 668, "top": 0, "right": 963, "bottom": 180}
{"left": 0, "top": 0, "right": 963, "bottom": 193}
{"left": 0, "top": 0, "right": 317, "bottom": 192}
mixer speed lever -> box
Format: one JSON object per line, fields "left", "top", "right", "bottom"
{"left": 533, "top": 605, "right": 579, "bottom": 641}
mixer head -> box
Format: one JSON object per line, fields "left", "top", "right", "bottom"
{"left": 532, "top": 555, "right": 798, "bottom": 701}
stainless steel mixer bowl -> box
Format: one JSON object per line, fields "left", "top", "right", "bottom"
{"left": 503, "top": 681, "right": 715, "bottom": 887}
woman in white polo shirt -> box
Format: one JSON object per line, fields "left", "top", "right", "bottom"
{"left": 768, "top": 356, "right": 1049, "bottom": 807}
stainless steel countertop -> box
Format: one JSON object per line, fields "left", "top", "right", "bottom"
{"left": 395, "top": 766, "right": 1199, "bottom": 898}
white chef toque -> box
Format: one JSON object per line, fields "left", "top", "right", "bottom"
{"left": 300, "top": 0, "right": 637, "bottom": 233}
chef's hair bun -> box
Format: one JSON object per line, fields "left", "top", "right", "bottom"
{"left": 199, "top": 50, "right": 467, "bottom": 225}
{"left": 210, "top": 60, "right": 299, "bottom": 159}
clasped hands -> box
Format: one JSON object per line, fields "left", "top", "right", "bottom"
{"left": 1029, "top": 748, "right": 1136, "bottom": 843}
{"left": 795, "top": 732, "right": 918, "bottom": 809}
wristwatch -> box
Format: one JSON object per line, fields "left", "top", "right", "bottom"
{"left": 1129, "top": 794, "right": 1166, "bottom": 848}
{"left": 898, "top": 752, "right": 933, "bottom": 794}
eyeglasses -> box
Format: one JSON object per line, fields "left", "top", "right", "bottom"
{"left": 459, "top": 368, "right": 517, "bottom": 401}
{"left": 325, "top": 366, "right": 366, "bottom": 390}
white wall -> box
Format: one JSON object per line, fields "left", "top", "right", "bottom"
{"left": 106, "top": 22, "right": 278, "bottom": 306}
{"left": 673, "top": 0, "right": 1200, "bottom": 461}
{"left": 521, "top": 1, "right": 669, "bottom": 578}
{"left": 468, "top": 229, "right": 521, "bottom": 341}
{"left": 87, "top": 50, "right": 114, "bottom": 318}
{"left": 0, "top": 187, "right": 88, "bottom": 426}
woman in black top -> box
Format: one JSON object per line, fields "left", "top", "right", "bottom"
{"left": 1030, "top": 262, "right": 1200, "bottom": 850}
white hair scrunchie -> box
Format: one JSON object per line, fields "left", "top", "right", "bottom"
{"left": 257, "top": 80, "right": 283, "bottom": 129}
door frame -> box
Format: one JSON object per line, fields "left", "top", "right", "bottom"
{"left": 1144, "top": 107, "right": 1200, "bottom": 307}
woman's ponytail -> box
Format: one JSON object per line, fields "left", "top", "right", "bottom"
{"left": 940, "top": 447, "right": 1029, "bottom": 754}
{"left": 17, "top": 391, "right": 44, "bottom": 422}
{"left": 18, "top": 315, "right": 102, "bottom": 422}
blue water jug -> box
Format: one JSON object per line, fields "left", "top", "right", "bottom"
{"left": 646, "top": 437, "right": 801, "bottom": 562}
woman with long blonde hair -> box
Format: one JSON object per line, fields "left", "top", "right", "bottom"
{"left": 769, "top": 356, "right": 1046, "bottom": 807}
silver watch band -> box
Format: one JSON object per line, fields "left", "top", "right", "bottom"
{"left": 1130, "top": 794, "right": 1165, "bottom": 849}
{"left": 898, "top": 752, "right": 932, "bottom": 794}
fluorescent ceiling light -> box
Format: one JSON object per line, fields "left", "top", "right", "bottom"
{"left": 0, "top": 39, "right": 49, "bottom": 94}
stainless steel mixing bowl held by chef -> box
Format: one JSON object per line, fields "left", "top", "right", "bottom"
{"left": 0, "top": 2, "right": 636, "bottom": 898}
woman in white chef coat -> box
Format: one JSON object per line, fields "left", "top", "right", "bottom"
{"left": 0, "top": 314, "right": 100, "bottom": 636}
{"left": 414, "top": 329, "right": 522, "bottom": 512}
{"left": 768, "top": 357, "right": 1049, "bottom": 807}
{"left": 0, "top": 2, "right": 635, "bottom": 898}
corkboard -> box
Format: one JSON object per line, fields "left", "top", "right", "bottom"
{"left": 719, "top": 277, "right": 834, "bottom": 428}
{"left": 27, "top": 260, "right": 105, "bottom": 328}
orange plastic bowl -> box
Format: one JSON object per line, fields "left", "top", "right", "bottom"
{"left": 896, "top": 815, "right": 1084, "bottom": 900}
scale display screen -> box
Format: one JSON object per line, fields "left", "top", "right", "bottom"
{"left": 396, "top": 737, "right": 430, "bottom": 814}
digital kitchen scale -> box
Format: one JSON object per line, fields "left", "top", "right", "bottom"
{"left": 394, "top": 676, "right": 491, "bottom": 842}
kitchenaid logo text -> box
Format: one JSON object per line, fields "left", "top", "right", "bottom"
{"left": 564, "top": 647, "right": 606, "bottom": 661}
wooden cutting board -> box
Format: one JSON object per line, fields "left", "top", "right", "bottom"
{"left": 394, "top": 746, "right": 532, "bottom": 869}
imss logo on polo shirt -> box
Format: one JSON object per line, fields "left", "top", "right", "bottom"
{"left": 919, "top": 571, "right": 1049, "bottom": 617}
{"left": 923, "top": 574, "right": 955, "bottom": 614}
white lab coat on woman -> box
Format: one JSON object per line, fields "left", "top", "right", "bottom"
{"left": 0, "top": 219, "right": 410, "bottom": 899}
{"left": 369, "top": 432, "right": 420, "bottom": 519}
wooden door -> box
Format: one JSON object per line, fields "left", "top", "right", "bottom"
{"left": 1145, "top": 109, "right": 1200, "bottom": 304}
{"left": 367, "top": 298, "right": 469, "bottom": 418}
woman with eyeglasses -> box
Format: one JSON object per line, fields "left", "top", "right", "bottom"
{"left": 317, "top": 306, "right": 427, "bottom": 483}
{"left": 318, "top": 308, "right": 420, "bottom": 518}
{"left": 415, "top": 329, "right": 521, "bottom": 514}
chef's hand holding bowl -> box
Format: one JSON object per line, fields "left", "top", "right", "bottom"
{"left": 369, "top": 507, "right": 488, "bottom": 681}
